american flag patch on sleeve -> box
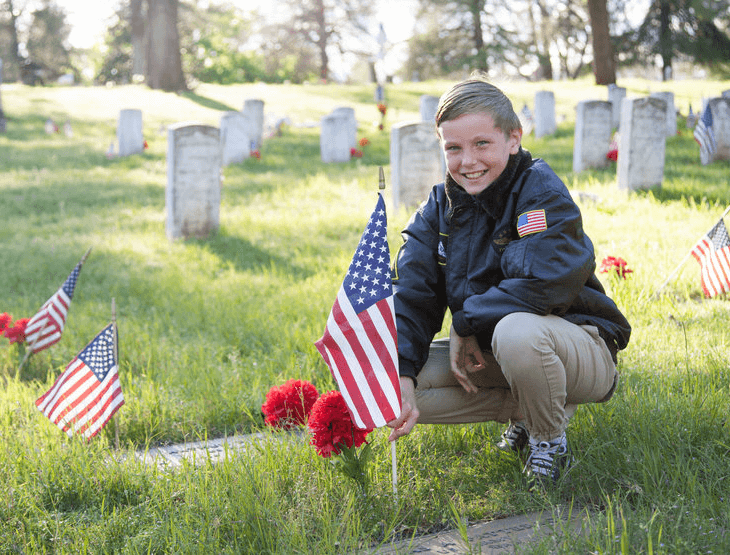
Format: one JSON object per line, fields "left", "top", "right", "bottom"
{"left": 517, "top": 209, "right": 547, "bottom": 237}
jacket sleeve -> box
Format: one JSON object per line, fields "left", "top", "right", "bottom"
{"left": 392, "top": 188, "right": 448, "bottom": 382}
{"left": 451, "top": 171, "right": 595, "bottom": 343}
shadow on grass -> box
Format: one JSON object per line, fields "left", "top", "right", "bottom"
{"left": 180, "top": 91, "right": 238, "bottom": 112}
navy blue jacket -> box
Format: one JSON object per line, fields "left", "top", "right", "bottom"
{"left": 392, "top": 148, "right": 631, "bottom": 383}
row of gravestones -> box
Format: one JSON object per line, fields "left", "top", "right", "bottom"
{"left": 344, "top": 88, "right": 730, "bottom": 210}
{"left": 115, "top": 99, "right": 266, "bottom": 241}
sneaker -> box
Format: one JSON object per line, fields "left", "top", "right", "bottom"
{"left": 524, "top": 433, "right": 573, "bottom": 486}
{"left": 497, "top": 421, "right": 529, "bottom": 452}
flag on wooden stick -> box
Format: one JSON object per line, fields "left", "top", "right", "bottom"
{"left": 36, "top": 323, "right": 124, "bottom": 439}
{"left": 25, "top": 248, "right": 91, "bottom": 354}
{"left": 691, "top": 218, "right": 730, "bottom": 298}
{"left": 315, "top": 193, "right": 401, "bottom": 430}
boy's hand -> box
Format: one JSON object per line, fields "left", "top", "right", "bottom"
{"left": 449, "top": 324, "right": 485, "bottom": 394}
{"left": 387, "top": 376, "right": 420, "bottom": 441}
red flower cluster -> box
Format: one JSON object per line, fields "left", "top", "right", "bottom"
{"left": 350, "top": 148, "right": 363, "bottom": 158}
{"left": 261, "top": 379, "right": 319, "bottom": 429}
{"left": 251, "top": 150, "right": 261, "bottom": 159}
{"left": 600, "top": 256, "right": 633, "bottom": 279}
{"left": 606, "top": 148, "right": 618, "bottom": 161}
{"left": 308, "top": 390, "right": 372, "bottom": 458}
{"left": 0, "top": 313, "right": 28, "bottom": 344}
{"left": 358, "top": 137, "right": 370, "bottom": 147}
{"left": 377, "top": 103, "right": 387, "bottom": 116}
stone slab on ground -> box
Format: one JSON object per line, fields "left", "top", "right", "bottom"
{"left": 372, "top": 509, "right": 589, "bottom": 554}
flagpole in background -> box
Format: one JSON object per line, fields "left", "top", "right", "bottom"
{"left": 111, "top": 298, "right": 120, "bottom": 450}
{"left": 380, "top": 165, "right": 399, "bottom": 498}
{"left": 653, "top": 205, "right": 730, "bottom": 297}
{"left": 17, "top": 246, "right": 92, "bottom": 380}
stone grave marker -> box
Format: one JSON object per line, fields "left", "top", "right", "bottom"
{"left": 617, "top": 97, "right": 666, "bottom": 191}
{"left": 534, "top": 91, "right": 556, "bottom": 138}
{"left": 650, "top": 91, "right": 677, "bottom": 137}
{"left": 320, "top": 111, "right": 352, "bottom": 163}
{"left": 723, "top": 90, "right": 730, "bottom": 99}
{"left": 419, "top": 94, "right": 440, "bottom": 124}
{"left": 219, "top": 111, "right": 251, "bottom": 166}
{"left": 331, "top": 106, "right": 357, "bottom": 149}
{"left": 707, "top": 97, "right": 730, "bottom": 162}
{"left": 573, "top": 100, "right": 612, "bottom": 173}
{"left": 607, "top": 84, "right": 627, "bottom": 129}
{"left": 242, "top": 99, "right": 264, "bottom": 149}
{"left": 390, "top": 121, "right": 444, "bottom": 210}
{"left": 166, "top": 123, "right": 221, "bottom": 240}
{"left": 117, "top": 109, "right": 144, "bottom": 156}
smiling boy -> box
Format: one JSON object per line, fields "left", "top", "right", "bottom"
{"left": 386, "top": 75, "right": 631, "bottom": 487}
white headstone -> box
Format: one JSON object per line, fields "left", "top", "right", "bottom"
{"left": 650, "top": 91, "right": 677, "bottom": 137}
{"left": 419, "top": 95, "right": 440, "bottom": 124}
{"left": 390, "top": 122, "right": 445, "bottom": 210}
{"left": 220, "top": 111, "right": 251, "bottom": 166}
{"left": 617, "top": 97, "right": 666, "bottom": 191}
{"left": 534, "top": 91, "right": 556, "bottom": 138}
{"left": 320, "top": 112, "right": 352, "bottom": 163}
{"left": 166, "top": 123, "right": 221, "bottom": 240}
{"left": 331, "top": 106, "right": 357, "bottom": 149}
{"left": 242, "top": 99, "right": 264, "bottom": 149}
{"left": 707, "top": 97, "right": 730, "bottom": 162}
{"left": 607, "top": 85, "right": 627, "bottom": 129}
{"left": 572, "top": 100, "right": 613, "bottom": 173}
{"left": 117, "top": 109, "right": 144, "bottom": 157}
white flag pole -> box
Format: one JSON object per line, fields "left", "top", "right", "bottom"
{"left": 391, "top": 440, "right": 398, "bottom": 498}
{"left": 111, "top": 297, "right": 120, "bottom": 450}
{"left": 653, "top": 205, "right": 730, "bottom": 298}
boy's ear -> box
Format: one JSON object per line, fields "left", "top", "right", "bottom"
{"left": 508, "top": 128, "right": 522, "bottom": 153}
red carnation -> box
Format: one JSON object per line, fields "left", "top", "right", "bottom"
{"left": 0, "top": 313, "right": 11, "bottom": 334}
{"left": 606, "top": 148, "right": 618, "bottom": 161}
{"left": 308, "top": 390, "right": 372, "bottom": 458}
{"left": 261, "top": 379, "right": 319, "bottom": 429}
{"left": 350, "top": 148, "right": 363, "bottom": 158}
{"left": 4, "top": 318, "right": 28, "bottom": 344}
{"left": 359, "top": 137, "right": 370, "bottom": 147}
{"left": 377, "top": 103, "right": 387, "bottom": 116}
{"left": 600, "top": 256, "right": 633, "bottom": 279}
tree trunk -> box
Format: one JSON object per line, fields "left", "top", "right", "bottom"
{"left": 659, "top": 0, "right": 672, "bottom": 81}
{"left": 587, "top": 0, "right": 615, "bottom": 85}
{"left": 470, "top": 0, "right": 487, "bottom": 72}
{"left": 131, "top": 0, "right": 146, "bottom": 78}
{"left": 313, "top": 0, "right": 329, "bottom": 80}
{"left": 145, "top": 0, "right": 185, "bottom": 91}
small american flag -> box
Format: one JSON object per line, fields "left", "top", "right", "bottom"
{"left": 517, "top": 209, "right": 547, "bottom": 237}
{"left": 691, "top": 218, "right": 730, "bottom": 298}
{"left": 693, "top": 103, "right": 716, "bottom": 166}
{"left": 25, "top": 251, "right": 89, "bottom": 354}
{"left": 36, "top": 324, "right": 125, "bottom": 439}
{"left": 315, "top": 194, "right": 401, "bottom": 430}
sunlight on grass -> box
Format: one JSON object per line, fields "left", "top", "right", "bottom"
{"left": 1, "top": 80, "right": 730, "bottom": 553}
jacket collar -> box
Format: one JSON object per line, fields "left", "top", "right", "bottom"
{"left": 445, "top": 147, "right": 532, "bottom": 219}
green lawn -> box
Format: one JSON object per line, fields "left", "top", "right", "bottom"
{"left": 1, "top": 77, "right": 730, "bottom": 553}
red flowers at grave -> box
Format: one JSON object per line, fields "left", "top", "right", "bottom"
{"left": 377, "top": 103, "right": 387, "bottom": 116}
{"left": 261, "top": 379, "right": 319, "bottom": 429}
{"left": 359, "top": 137, "right": 370, "bottom": 147}
{"left": 308, "top": 390, "right": 372, "bottom": 458}
{"left": 251, "top": 150, "right": 261, "bottom": 159}
{"left": 606, "top": 148, "right": 618, "bottom": 162}
{"left": 600, "top": 256, "right": 633, "bottom": 279}
{"left": 350, "top": 148, "right": 363, "bottom": 158}
{"left": 143, "top": 140, "right": 149, "bottom": 150}
{"left": 0, "top": 313, "right": 28, "bottom": 344}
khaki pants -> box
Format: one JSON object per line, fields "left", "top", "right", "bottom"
{"left": 415, "top": 313, "right": 618, "bottom": 441}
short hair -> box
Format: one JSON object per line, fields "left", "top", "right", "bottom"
{"left": 435, "top": 73, "right": 521, "bottom": 137}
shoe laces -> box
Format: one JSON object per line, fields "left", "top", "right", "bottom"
{"left": 525, "top": 435, "right": 569, "bottom": 477}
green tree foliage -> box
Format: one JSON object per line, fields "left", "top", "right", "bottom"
{"left": 96, "top": 3, "right": 133, "bottom": 85}
{"left": 25, "top": 0, "right": 74, "bottom": 81}
{"left": 617, "top": 0, "right": 730, "bottom": 78}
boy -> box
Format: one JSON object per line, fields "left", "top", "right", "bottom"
{"left": 386, "top": 75, "right": 631, "bottom": 486}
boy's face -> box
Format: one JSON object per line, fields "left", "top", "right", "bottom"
{"left": 438, "top": 111, "right": 521, "bottom": 196}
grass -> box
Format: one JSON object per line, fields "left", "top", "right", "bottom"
{"left": 0, "top": 76, "right": 729, "bottom": 553}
